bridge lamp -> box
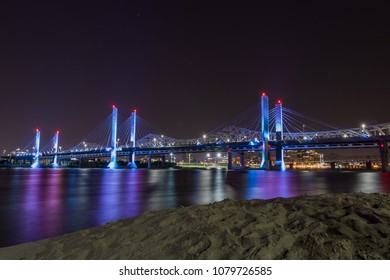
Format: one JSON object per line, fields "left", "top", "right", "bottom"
{"left": 207, "top": 153, "right": 210, "bottom": 158}
{"left": 153, "top": 138, "right": 157, "bottom": 142}
{"left": 361, "top": 124, "right": 366, "bottom": 131}
{"left": 217, "top": 153, "right": 221, "bottom": 157}
{"left": 203, "top": 134, "right": 206, "bottom": 139}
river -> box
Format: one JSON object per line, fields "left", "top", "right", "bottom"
{"left": 0, "top": 168, "right": 389, "bottom": 247}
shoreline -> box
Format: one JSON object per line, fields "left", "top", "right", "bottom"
{"left": 0, "top": 192, "right": 390, "bottom": 260}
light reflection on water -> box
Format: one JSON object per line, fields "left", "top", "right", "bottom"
{"left": 0, "top": 168, "right": 389, "bottom": 247}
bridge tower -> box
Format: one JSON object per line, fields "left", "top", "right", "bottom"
{"left": 31, "top": 129, "right": 41, "bottom": 168}
{"left": 52, "top": 130, "right": 60, "bottom": 168}
{"left": 274, "top": 100, "right": 286, "bottom": 171}
{"left": 108, "top": 105, "right": 118, "bottom": 169}
{"left": 260, "top": 92, "right": 270, "bottom": 170}
{"left": 128, "top": 109, "right": 137, "bottom": 168}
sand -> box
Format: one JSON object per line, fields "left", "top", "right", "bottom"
{"left": 0, "top": 193, "right": 390, "bottom": 260}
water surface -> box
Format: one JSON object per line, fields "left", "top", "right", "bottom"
{"left": 0, "top": 168, "right": 389, "bottom": 247}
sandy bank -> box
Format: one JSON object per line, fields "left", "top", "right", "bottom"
{"left": 1, "top": 193, "right": 390, "bottom": 260}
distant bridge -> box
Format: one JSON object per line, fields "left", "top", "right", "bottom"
{"left": 12, "top": 92, "right": 390, "bottom": 172}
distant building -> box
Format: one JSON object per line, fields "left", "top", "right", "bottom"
{"left": 185, "top": 153, "right": 194, "bottom": 164}
{"left": 284, "top": 150, "right": 323, "bottom": 164}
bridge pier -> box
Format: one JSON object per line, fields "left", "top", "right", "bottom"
{"left": 274, "top": 100, "right": 286, "bottom": 171}
{"left": 161, "top": 154, "right": 166, "bottom": 167}
{"left": 128, "top": 152, "right": 137, "bottom": 168}
{"left": 128, "top": 109, "right": 137, "bottom": 169}
{"left": 108, "top": 105, "right": 118, "bottom": 169}
{"left": 380, "top": 142, "right": 389, "bottom": 172}
{"left": 147, "top": 152, "right": 152, "bottom": 169}
{"left": 52, "top": 130, "right": 60, "bottom": 168}
{"left": 31, "top": 129, "right": 41, "bottom": 168}
{"left": 260, "top": 92, "right": 270, "bottom": 170}
{"left": 228, "top": 150, "right": 233, "bottom": 169}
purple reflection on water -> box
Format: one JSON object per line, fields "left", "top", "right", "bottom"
{"left": 244, "top": 170, "right": 298, "bottom": 199}
{"left": 123, "top": 170, "right": 142, "bottom": 217}
{"left": 41, "top": 170, "right": 65, "bottom": 236}
{"left": 14, "top": 169, "right": 66, "bottom": 244}
{"left": 94, "top": 169, "right": 145, "bottom": 226}
{"left": 96, "top": 169, "right": 122, "bottom": 224}
{"left": 19, "top": 169, "right": 43, "bottom": 242}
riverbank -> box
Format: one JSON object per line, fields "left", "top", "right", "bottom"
{"left": 0, "top": 192, "right": 389, "bottom": 260}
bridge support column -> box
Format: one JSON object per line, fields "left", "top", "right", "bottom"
{"left": 274, "top": 100, "right": 286, "bottom": 171}
{"left": 379, "top": 142, "right": 389, "bottom": 172}
{"left": 228, "top": 150, "right": 233, "bottom": 170}
{"left": 128, "top": 109, "right": 137, "bottom": 169}
{"left": 108, "top": 105, "right": 118, "bottom": 169}
{"left": 31, "top": 129, "right": 41, "bottom": 168}
{"left": 260, "top": 92, "right": 270, "bottom": 170}
{"left": 52, "top": 130, "right": 59, "bottom": 168}
{"left": 240, "top": 152, "right": 245, "bottom": 168}
{"left": 161, "top": 154, "right": 166, "bottom": 167}
{"left": 147, "top": 152, "right": 152, "bottom": 169}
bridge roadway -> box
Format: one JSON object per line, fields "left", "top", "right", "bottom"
{"left": 12, "top": 135, "right": 389, "bottom": 171}
{"left": 34, "top": 135, "right": 389, "bottom": 158}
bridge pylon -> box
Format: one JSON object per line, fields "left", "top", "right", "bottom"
{"left": 274, "top": 100, "right": 286, "bottom": 171}
{"left": 52, "top": 130, "right": 60, "bottom": 168}
{"left": 128, "top": 109, "right": 137, "bottom": 168}
{"left": 108, "top": 105, "right": 119, "bottom": 169}
{"left": 260, "top": 92, "right": 270, "bottom": 170}
{"left": 31, "top": 129, "right": 41, "bottom": 168}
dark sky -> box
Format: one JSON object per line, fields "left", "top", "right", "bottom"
{"left": 1, "top": 0, "right": 389, "bottom": 151}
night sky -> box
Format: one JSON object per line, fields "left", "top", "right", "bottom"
{"left": 1, "top": 1, "right": 389, "bottom": 152}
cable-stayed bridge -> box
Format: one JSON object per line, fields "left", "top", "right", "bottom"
{"left": 11, "top": 93, "right": 390, "bottom": 172}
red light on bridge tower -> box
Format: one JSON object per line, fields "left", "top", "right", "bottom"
{"left": 134, "top": 108, "right": 137, "bottom": 113}
{"left": 56, "top": 130, "right": 60, "bottom": 134}
{"left": 261, "top": 92, "right": 267, "bottom": 96}
{"left": 36, "top": 128, "right": 39, "bottom": 132}
{"left": 112, "top": 105, "right": 116, "bottom": 108}
{"left": 277, "top": 99, "right": 282, "bottom": 104}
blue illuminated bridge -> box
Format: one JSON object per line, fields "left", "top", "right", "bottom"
{"left": 11, "top": 93, "right": 390, "bottom": 172}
